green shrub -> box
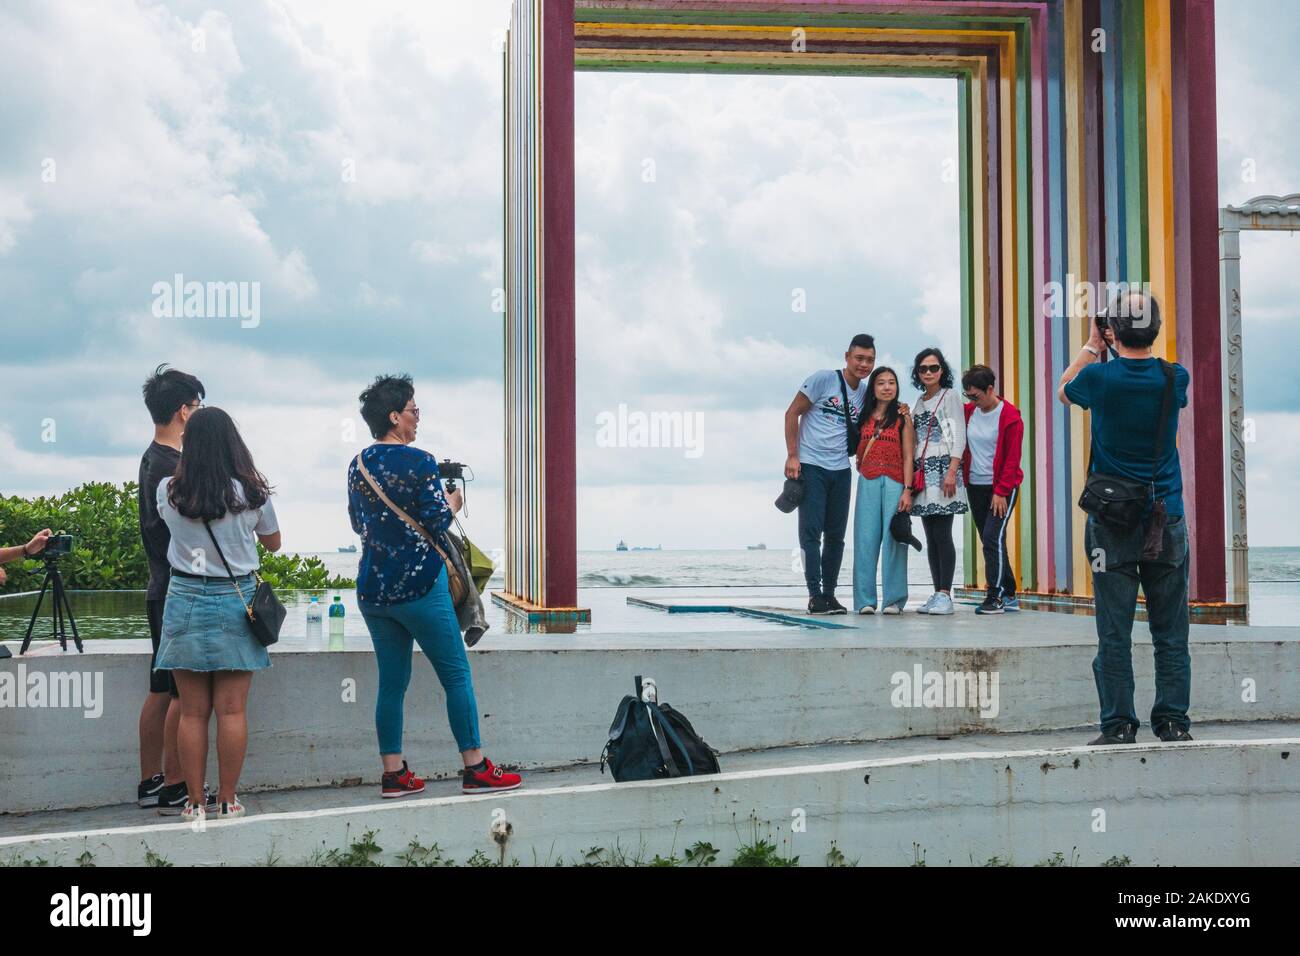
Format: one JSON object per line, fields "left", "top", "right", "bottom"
{"left": 0, "top": 481, "right": 353, "bottom": 593}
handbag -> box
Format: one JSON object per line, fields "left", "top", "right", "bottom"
{"left": 1078, "top": 360, "right": 1176, "bottom": 529}
{"left": 203, "top": 521, "right": 285, "bottom": 647}
{"left": 353, "top": 453, "right": 469, "bottom": 608}
{"left": 455, "top": 518, "right": 495, "bottom": 594}
{"left": 836, "top": 370, "right": 860, "bottom": 459}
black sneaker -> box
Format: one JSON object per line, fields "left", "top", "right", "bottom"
{"left": 157, "top": 782, "right": 216, "bottom": 816}
{"left": 975, "top": 594, "right": 1004, "bottom": 615}
{"left": 1088, "top": 723, "right": 1137, "bottom": 746}
{"left": 824, "top": 596, "right": 848, "bottom": 615}
{"left": 1153, "top": 722, "right": 1193, "bottom": 742}
{"left": 807, "top": 595, "right": 830, "bottom": 615}
{"left": 137, "top": 773, "right": 165, "bottom": 808}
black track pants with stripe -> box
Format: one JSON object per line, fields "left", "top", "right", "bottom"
{"left": 968, "top": 484, "right": 1018, "bottom": 600}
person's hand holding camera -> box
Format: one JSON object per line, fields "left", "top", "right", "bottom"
{"left": 23, "top": 529, "right": 52, "bottom": 556}
{"left": 445, "top": 487, "right": 464, "bottom": 515}
{"left": 0, "top": 529, "right": 52, "bottom": 584}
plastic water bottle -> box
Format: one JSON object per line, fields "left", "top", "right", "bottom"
{"left": 328, "top": 595, "right": 345, "bottom": 639}
{"left": 305, "top": 596, "right": 323, "bottom": 641}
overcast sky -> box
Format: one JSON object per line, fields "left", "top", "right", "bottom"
{"left": 1, "top": 0, "right": 1296, "bottom": 554}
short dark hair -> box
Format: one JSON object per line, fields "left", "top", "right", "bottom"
{"left": 359, "top": 374, "right": 415, "bottom": 439}
{"left": 142, "top": 364, "right": 205, "bottom": 425}
{"left": 1107, "top": 293, "right": 1162, "bottom": 349}
{"left": 911, "top": 347, "right": 955, "bottom": 391}
{"left": 848, "top": 334, "right": 876, "bottom": 353}
{"left": 961, "top": 364, "right": 996, "bottom": 393}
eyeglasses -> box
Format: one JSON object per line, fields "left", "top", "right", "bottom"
{"left": 963, "top": 392, "right": 981, "bottom": 402}
{"left": 404, "top": 405, "right": 420, "bottom": 419}
{"left": 918, "top": 364, "right": 942, "bottom": 374}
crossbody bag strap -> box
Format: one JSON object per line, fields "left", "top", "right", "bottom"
{"left": 354, "top": 453, "right": 455, "bottom": 568}
{"left": 836, "top": 370, "right": 857, "bottom": 453}
{"left": 917, "top": 392, "right": 938, "bottom": 460}
{"left": 1149, "top": 361, "right": 1176, "bottom": 481}
{"left": 203, "top": 520, "right": 254, "bottom": 620}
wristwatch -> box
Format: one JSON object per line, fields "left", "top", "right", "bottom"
{"left": 1082, "top": 344, "right": 1100, "bottom": 357}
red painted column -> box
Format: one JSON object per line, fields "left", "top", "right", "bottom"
{"left": 543, "top": 0, "right": 578, "bottom": 609}
{"left": 1172, "top": 0, "right": 1226, "bottom": 603}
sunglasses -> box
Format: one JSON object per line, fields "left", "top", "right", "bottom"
{"left": 918, "top": 364, "right": 943, "bottom": 374}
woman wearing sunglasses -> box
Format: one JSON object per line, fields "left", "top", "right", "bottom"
{"left": 908, "top": 348, "right": 968, "bottom": 615}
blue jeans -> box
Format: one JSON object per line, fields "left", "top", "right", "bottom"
{"left": 797, "top": 464, "right": 852, "bottom": 597}
{"left": 1086, "top": 514, "right": 1191, "bottom": 735}
{"left": 853, "top": 474, "right": 909, "bottom": 611}
{"left": 358, "top": 568, "right": 481, "bottom": 755}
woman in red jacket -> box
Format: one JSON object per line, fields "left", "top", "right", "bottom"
{"left": 960, "top": 365, "right": 1024, "bottom": 614}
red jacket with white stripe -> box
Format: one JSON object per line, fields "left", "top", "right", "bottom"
{"left": 960, "top": 398, "right": 1024, "bottom": 497}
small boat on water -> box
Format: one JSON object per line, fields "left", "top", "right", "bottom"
{"left": 615, "top": 540, "right": 628, "bottom": 551}
{"left": 338, "top": 545, "right": 358, "bottom": 553}
{"left": 747, "top": 543, "right": 767, "bottom": 550}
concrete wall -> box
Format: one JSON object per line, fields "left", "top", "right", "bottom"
{"left": 3, "top": 639, "right": 1297, "bottom": 814}
{"left": 2, "top": 739, "right": 1295, "bottom": 866}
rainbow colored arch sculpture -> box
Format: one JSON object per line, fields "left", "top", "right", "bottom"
{"left": 503, "top": 0, "right": 1224, "bottom": 614}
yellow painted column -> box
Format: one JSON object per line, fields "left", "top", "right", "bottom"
{"left": 1063, "top": 0, "right": 1090, "bottom": 596}
{"left": 1144, "top": 0, "right": 1177, "bottom": 362}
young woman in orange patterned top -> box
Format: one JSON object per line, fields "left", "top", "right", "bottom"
{"left": 852, "top": 367, "right": 916, "bottom": 614}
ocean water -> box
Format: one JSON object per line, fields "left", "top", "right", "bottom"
{"left": 311, "top": 546, "right": 1300, "bottom": 589}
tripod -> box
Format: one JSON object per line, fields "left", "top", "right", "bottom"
{"left": 20, "top": 557, "right": 82, "bottom": 654}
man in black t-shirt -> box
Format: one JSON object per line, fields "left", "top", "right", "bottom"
{"left": 136, "top": 365, "right": 205, "bottom": 812}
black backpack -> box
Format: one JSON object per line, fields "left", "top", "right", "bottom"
{"left": 600, "top": 677, "right": 720, "bottom": 782}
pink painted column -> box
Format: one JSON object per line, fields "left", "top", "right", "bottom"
{"left": 1172, "top": 0, "right": 1225, "bottom": 603}
{"left": 543, "top": 0, "right": 578, "bottom": 608}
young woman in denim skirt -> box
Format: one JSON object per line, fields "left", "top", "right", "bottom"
{"left": 347, "top": 374, "right": 521, "bottom": 798}
{"left": 154, "top": 407, "right": 281, "bottom": 823}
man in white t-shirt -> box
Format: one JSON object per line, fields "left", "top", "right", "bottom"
{"left": 783, "top": 334, "right": 875, "bottom": 615}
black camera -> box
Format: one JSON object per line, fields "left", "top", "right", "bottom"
{"left": 439, "top": 460, "right": 467, "bottom": 481}
{"left": 42, "top": 533, "right": 74, "bottom": 558}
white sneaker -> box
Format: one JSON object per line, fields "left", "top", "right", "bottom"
{"left": 929, "top": 593, "right": 955, "bottom": 615}
{"left": 180, "top": 801, "right": 206, "bottom": 825}
{"left": 857, "top": 605, "right": 875, "bottom": 615}
{"left": 916, "top": 593, "right": 939, "bottom": 614}
{"left": 218, "top": 796, "right": 245, "bottom": 819}
{"left": 881, "top": 605, "right": 902, "bottom": 615}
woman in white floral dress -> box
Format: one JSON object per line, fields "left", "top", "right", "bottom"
{"left": 908, "top": 348, "right": 968, "bottom": 615}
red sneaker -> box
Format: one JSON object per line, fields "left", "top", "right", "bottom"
{"left": 462, "top": 758, "right": 522, "bottom": 794}
{"left": 381, "top": 760, "right": 426, "bottom": 798}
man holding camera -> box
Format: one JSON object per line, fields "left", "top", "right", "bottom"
{"left": 784, "top": 334, "right": 876, "bottom": 615}
{"left": 1058, "top": 291, "right": 1193, "bottom": 746}
{"left": 0, "top": 530, "right": 53, "bottom": 585}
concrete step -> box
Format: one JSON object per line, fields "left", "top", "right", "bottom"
{"left": 3, "top": 721, "right": 1297, "bottom": 867}
{"left": 5, "top": 604, "right": 1297, "bottom": 813}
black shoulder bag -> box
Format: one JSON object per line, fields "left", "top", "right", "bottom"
{"left": 203, "top": 520, "right": 286, "bottom": 647}
{"left": 1078, "top": 360, "right": 1176, "bottom": 530}
{"left": 837, "top": 370, "right": 860, "bottom": 458}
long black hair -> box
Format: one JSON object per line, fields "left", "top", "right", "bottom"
{"left": 911, "top": 347, "right": 955, "bottom": 391}
{"left": 863, "top": 366, "right": 903, "bottom": 435}
{"left": 168, "top": 407, "right": 272, "bottom": 520}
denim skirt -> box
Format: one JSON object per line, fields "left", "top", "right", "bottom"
{"left": 155, "top": 573, "right": 272, "bottom": 672}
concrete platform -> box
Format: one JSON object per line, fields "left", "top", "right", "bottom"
{"left": 4, "top": 589, "right": 1298, "bottom": 814}
{"left": 2, "top": 722, "right": 1296, "bottom": 867}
